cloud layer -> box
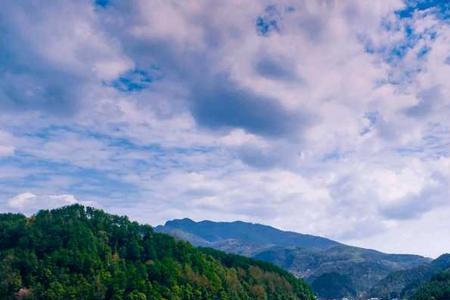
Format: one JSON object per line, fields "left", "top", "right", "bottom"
{"left": 0, "top": 0, "right": 449, "bottom": 257}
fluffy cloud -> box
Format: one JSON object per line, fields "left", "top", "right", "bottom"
{"left": 0, "top": 0, "right": 132, "bottom": 115}
{"left": 0, "top": 0, "right": 449, "bottom": 257}
{"left": 6, "top": 192, "right": 96, "bottom": 215}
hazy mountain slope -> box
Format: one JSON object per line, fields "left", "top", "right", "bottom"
{"left": 310, "top": 272, "right": 356, "bottom": 299}
{"left": 156, "top": 218, "right": 340, "bottom": 256}
{"left": 256, "top": 245, "right": 430, "bottom": 299}
{"left": 255, "top": 245, "right": 430, "bottom": 277}
{"left": 0, "top": 206, "right": 314, "bottom": 300}
{"left": 369, "top": 253, "right": 450, "bottom": 299}
{"left": 156, "top": 218, "right": 430, "bottom": 299}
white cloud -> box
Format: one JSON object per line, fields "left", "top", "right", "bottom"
{"left": 347, "top": 205, "right": 450, "bottom": 258}
{"left": 6, "top": 192, "right": 97, "bottom": 215}
{"left": 0, "top": 0, "right": 449, "bottom": 257}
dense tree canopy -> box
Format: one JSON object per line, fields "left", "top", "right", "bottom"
{"left": 0, "top": 205, "right": 314, "bottom": 300}
{"left": 411, "top": 270, "right": 450, "bottom": 300}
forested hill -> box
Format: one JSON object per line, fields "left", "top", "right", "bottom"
{"left": 0, "top": 205, "right": 314, "bottom": 300}
{"left": 369, "top": 253, "right": 450, "bottom": 299}
{"left": 411, "top": 269, "right": 450, "bottom": 300}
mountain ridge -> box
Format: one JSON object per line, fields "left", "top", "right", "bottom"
{"left": 156, "top": 218, "right": 432, "bottom": 299}
{"left": 156, "top": 217, "right": 430, "bottom": 259}
{"left": 157, "top": 218, "right": 342, "bottom": 253}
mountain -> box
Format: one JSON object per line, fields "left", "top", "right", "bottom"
{"left": 369, "top": 253, "right": 450, "bottom": 299}
{"left": 0, "top": 205, "right": 314, "bottom": 300}
{"left": 156, "top": 218, "right": 431, "bottom": 299}
{"left": 410, "top": 268, "right": 450, "bottom": 300}
{"left": 156, "top": 218, "right": 340, "bottom": 256}
{"left": 255, "top": 245, "right": 431, "bottom": 299}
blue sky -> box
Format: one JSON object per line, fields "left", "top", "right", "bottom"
{"left": 0, "top": 0, "right": 449, "bottom": 257}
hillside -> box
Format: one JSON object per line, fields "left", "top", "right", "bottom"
{"left": 255, "top": 245, "right": 431, "bottom": 299}
{"left": 411, "top": 269, "right": 450, "bottom": 300}
{"left": 0, "top": 205, "right": 314, "bottom": 300}
{"left": 369, "top": 253, "right": 450, "bottom": 299}
{"left": 156, "top": 218, "right": 430, "bottom": 299}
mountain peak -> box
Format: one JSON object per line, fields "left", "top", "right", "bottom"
{"left": 164, "top": 217, "right": 196, "bottom": 227}
{"left": 431, "top": 253, "right": 450, "bottom": 268}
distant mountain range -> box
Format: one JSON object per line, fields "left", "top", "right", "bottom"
{"left": 156, "top": 218, "right": 340, "bottom": 255}
{"left": 155, "top": 218, "right": 445, "bottom": 299}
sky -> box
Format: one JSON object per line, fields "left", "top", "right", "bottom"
{"left": 0, "top": 0, "right": 449, "bottom": 258}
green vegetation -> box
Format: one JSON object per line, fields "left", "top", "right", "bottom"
{"left": 369, "top": 254, "right": 450, "bottom": 299}
{"left": 0, "top": 205, "right": 314, "bottom": 300}
{"left": 411, "top": 270, "right": 450, "bottom": 300}
{"left": 310, "top": 272, "right": 356, "bottom": 299}
{"left": 157, "top": 218, "right": 430, "bottom": 299}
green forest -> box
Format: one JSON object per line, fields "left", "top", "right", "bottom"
{"left": 411, "top": 270, "right": 450, "bottom": 300}
{"left": 0, "top": 205, "right": 315, "bottom": 300}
